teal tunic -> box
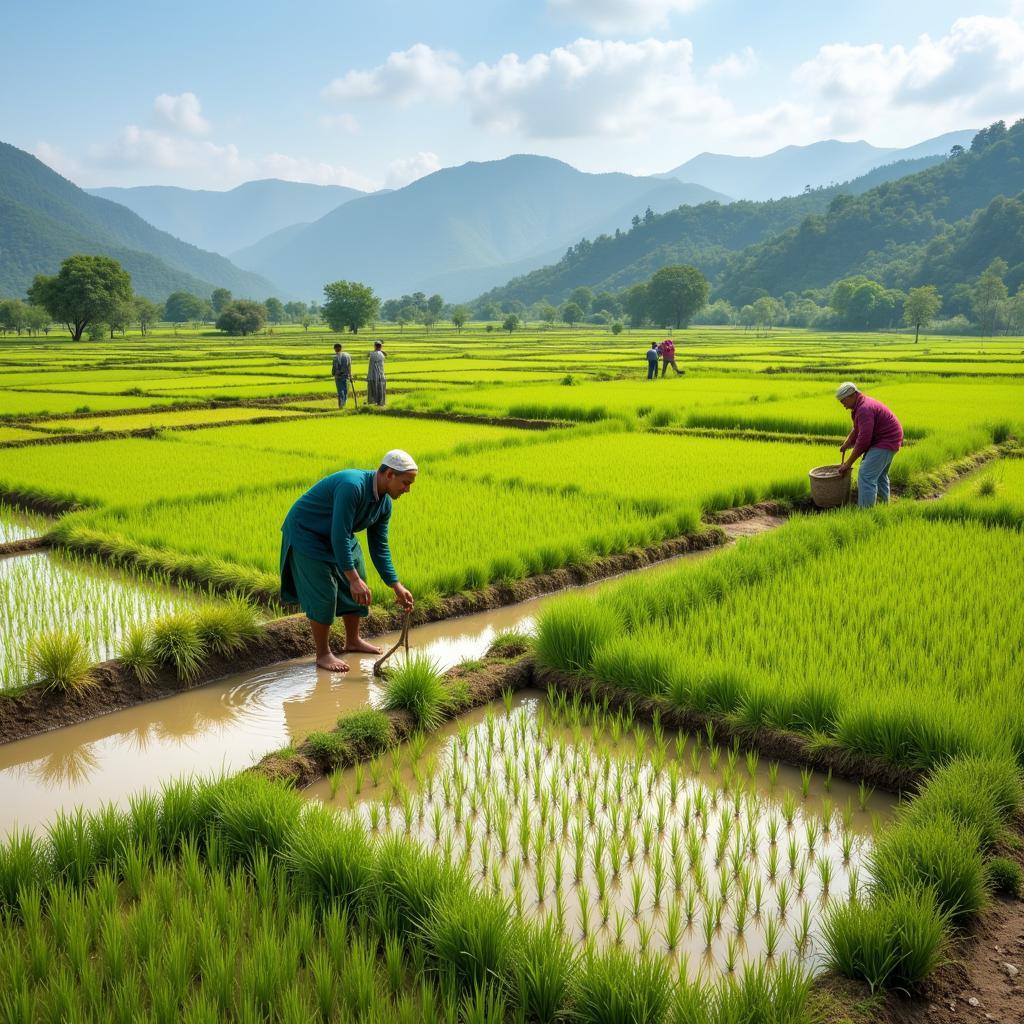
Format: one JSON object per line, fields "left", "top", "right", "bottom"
{"left": 281, "top": 469, "right": 398, "bottom": 583}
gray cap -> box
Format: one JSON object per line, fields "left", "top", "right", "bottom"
{"left": 835, "top": 381, "right": 859, "bottom": 399}
{"left": 381, "top": 449, "right": 417, "bottom": 473}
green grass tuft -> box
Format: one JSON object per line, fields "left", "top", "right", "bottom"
{"left": 29, "top": 627, "right": 94, "bottom": 692}
{"left": 380, "top": 655, "right": 450, "bottom": 730}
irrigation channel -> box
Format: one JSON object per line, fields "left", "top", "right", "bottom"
{"left": 0, "top": 512, "right": 787, "bottom": 834}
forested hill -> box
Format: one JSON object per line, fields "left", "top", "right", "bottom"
{"left": 716, "top": 120, "right": 1024, "bottom": 305}
{"left": 0, "top": 142, "right": 281, "bottom": 301}
{"left": 477, "top": 154, "right": 947, "bottom": 307}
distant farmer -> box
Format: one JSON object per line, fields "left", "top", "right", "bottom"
{"left": 646, "top": 342, "right": 660, "bottom": 380}
{"left": 280, "top": 449, "right": 417, "bottom": 672}
{"left": 835, "top": 382, "right": 904, "bottom": 507}
{"left": 659, "top": 336, "right": 682, "bottom": 376}
{"left": 331, "top": 343, "right": 353, "bottom": 409}
{"left": 367, "top": 340, "right": 386, "bottom": 406}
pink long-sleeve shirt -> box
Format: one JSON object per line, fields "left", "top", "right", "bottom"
{"left": 845, "top": 394, "right": 903, "bottom": 454}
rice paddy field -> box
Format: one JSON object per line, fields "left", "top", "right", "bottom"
{"left": 0, "top": 322, "right": 1022, "bottom": 1021}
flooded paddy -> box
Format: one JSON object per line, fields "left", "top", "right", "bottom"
{"left": 0, "top": 549, "right": 204, "bottom": 690}
{"left": 308, "top": 693, "right": 895, "bottom": 980}
{"left": 0, "top": 501, "right": 50, "bottom": 544}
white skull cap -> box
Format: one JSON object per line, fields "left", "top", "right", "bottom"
{"left": 382, "top": 449, "right": 418, "bottom": 472}
{"left": 835, "top": 381, "right": 859, "bottom": 399}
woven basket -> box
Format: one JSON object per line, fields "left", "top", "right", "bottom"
{"left": 809, "top": 464, "right": 851, "bottom": 508}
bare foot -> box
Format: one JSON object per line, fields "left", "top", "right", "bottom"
{"left": 315, "top": 654, "right": 350, "bottom": 672}
{"left": 343, "top": 637, "right": 383, "bottom": 654}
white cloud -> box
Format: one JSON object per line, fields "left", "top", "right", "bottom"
{"left": 795, "top": 17, "right": 1024, "bottom": 135}
{"left": 152, "top": 92, "right": 210, "bottom": 135}
{"left": 709, "top": 46, "right": 757, "bottom": 81}
{"left": 319, "top": 112, "right": 360, "bottom": 134}
{"left": 547, "top": 0, "right": 703, "bottom": 35}
{"left": 323, "top": 44, "right": 462, "bottom": 105}
{"left": 465, "top": 37, "right": 727, "bottom": 138}
{"left": 385, "top": 151, "right": 441, "bottom": 189}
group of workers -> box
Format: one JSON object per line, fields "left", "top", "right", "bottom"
{"left": 332, "top": 340, "right": 386, "bottom": 408}
{"left": 290, "top": 353, "right": 903, "bottom": 674}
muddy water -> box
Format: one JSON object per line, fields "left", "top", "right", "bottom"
{"left": 306, "top": 693, "right": 895, "bottom": 981}
{"left": 0, "top": 521, "right": 778, "bottom": 835}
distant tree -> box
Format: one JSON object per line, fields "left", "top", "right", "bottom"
{"left": 427, "top": 293, "right": 444, "bottom": 319}
{"left": 380, "top": 299, "right": 401, "bottom": 322}
{"left": 972, "top": 259, "right": 1009, "bottom": 335}
{"left": 264, "top": 297, "right": 285, "bottom": 323}
{"left": 477, "top": 302, "right": 500, "bottom": 322}
{"left": 451, "top": 305, "right": 470, "bottom": 332}
{"left": 647, "top": 265, "right": 708, "bottom": 329}
{"left": 87, "top": 321, "right": 108, "bottom": 342}
{"left": 624, "top": 284, "right": 648, "bottom": 328}
{"left": 28, "top": 254, "right": 133, "bottom": 341}
{"left": 164, "top": 291, "right": 206, "bottom": 324}
{"left": 421, "top": 311, "right": 438, "bottom": 331}
{"left": 300, "top": 314, "right": 313, "bottom": 332}
{"left": 1005, "top": 285, "right": 1024, "bottom": 335}
{"left": 134, "top": 296, "right": 159, "bottom": 336}
{"left": 0, "top": 299, "right": 28, "bottom": 335}
{"left": 539, "top": 303, "right": 559, "bottom": 325}
{"left": 503, "top": 313, "right": 519, "bottom": 334}
{"left": 283, "top": 301, "right": 307, "bottom": 322}
{"left": 593, "top": 290, "right": 620, "bottom": 316}
{"left": 25, "top": 305, "right": 51, "bottom": 336}
{"left": 397, "top": 305, "right": 416, "bottom": 332}
{"left": 903, "top": 286, "right": 942, "bottom": 343}
{"left": 216, "top": 299, "right": 266, "bottom": 336}
{"left": 752, "top": 296, "right": 777, "bottom": 331}
{"left": 568, "top": 287, "right": 593, "bottom": 315}
{"left": 322, "top": 280, "right": 380, "bottom": 334}
{"left": 561, "top": 302, "right": 583, "bottom": 328}
{"left": 739, "top": 304, "right": 757, "bottom": 330}
{"left": 699, "top": 299, "right": 736, "bottom": 325}
{"left": 611, "top": 321, "right": 624, "bottom": 335}
{"left": 829, "top": 279, "right": 858, "bottom": 318}
{"left": 211, "top": 288, "right": 232, "bottom": 314}
{"left": 108, "top": 299, "right": 134, "bottom": 337}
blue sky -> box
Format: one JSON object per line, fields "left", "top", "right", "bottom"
{"left": 4, "top": 0, "right": 1023, "bottom": 191}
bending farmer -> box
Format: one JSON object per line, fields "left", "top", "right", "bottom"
{"left": 835, "top": 382, "right": 903, "bottom": 507}
{"left": 279, "top": 449, "right": 417, "bottom": 672}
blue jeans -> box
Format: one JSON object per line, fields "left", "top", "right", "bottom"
{"left": 647, "top": 359, "right": 658, "bottom": 379}
{"left": 334, "top": 376, "right": 348, "bottom": 408}
{"left": 858, "top": 447, "right": 896, "bottom": 507}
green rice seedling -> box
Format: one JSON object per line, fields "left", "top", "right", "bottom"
{"left": 745, "top": 750, "right": 758, "bottom": 779}
{"left": 381, "top": 655, "right": 449, "bottom": 730}
{"left": 824, "top": 767, "right": 834, "bottom": 793}
{"left": 821, "top": 798, "right": 833, "bottom": 834}
{"left": 870, "top": 814, "right": 987, "bottom": 925}
{"left": 690, "top": 746, "right": 701, "bottom": 775}
{"left": 782, "top": 792, "right": 797, "bottom": 827}
{"left": 573, "top": 945, "right": 673, "bottom": 1024}
{"left": 613, "top": 910, "right": 628, "bottom": 947}
{"left": 724, "top": 932, "right": 739, "bottom": 973}
{"left": 515, "top": 919, "right": 575, "bottom": 1024}
{"left": 824, "top": 887, "right": 949, "bottom": 993}
{"left": 701, "top": 905, "right": 716, "bottom": 950}
{"left": 116, "top": 623, "right": 157, "bottom": 685}
{"left": 535, "top": 854, "right": 548, "bottom": 904}
{"left": 787, "top": 838, "right": 799, "bottom": 874}
{"left": 708, "top": 744, "right": 720, "bottom": 772}
{"left": 768, "top": 761, "right": 779, "bottom": 788}
{"left": 753, "top": 876, "right": 765, "bottom": 918}
{"left": 799, "top": 767, "right": 812, "bottom": 799}
{"left": 766, "top": 815, "right": 780, "bottom": 847}
{"left": 841, "top": 830, "right": 855, "bottom": 864}
{"left": 858, "top": 781, "right": 873, "bottom": 812}
{"left": 794, "top": 901, "right": 813, "bottom": 953}
{"left": 630, "top": 872, "right": 645, "bottom": 919}
{"left": 625, "top": 832, "right": 638, "bottom": 864}
{"left": 734, "top": 894, "right": 748, "bottom": 936}
{"left": 796, "top": 861, "right": 808, "bottom": 897}
{"left": 804, "top": 819, "right": 819, "bottom": 854}
{"left": 763, "top": 911, "right": 781, "bottom": 958}
{"left": 684, "top": 884, "right": 698, "bottom": 925}
{"left": 150, "top": 613, "right": 205, "bottom": 684}
{"left": 600, "top": 892, "right": 611, "bottom": 927}
{"left": 29, "top": 627, "right": 94, "bottom": 693}
{"left": 987, "top": 857, "right": 1023, "bottom": 897}
{"left": 777, "top": 879, "right": 791, "bottom": 919}
{"left": 818, "top": 858, "right": 834, "bottom": 896}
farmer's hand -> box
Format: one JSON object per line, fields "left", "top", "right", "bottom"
{"left": 347, "top": 573, "right": 373, "bottom": 606}
{"left": 837, "top": 462, "right": 851, "bottom": 476}
{"left": 391, "top": 582, "right": 414, "bottom": 612}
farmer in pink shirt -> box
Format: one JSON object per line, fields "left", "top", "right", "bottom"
{"left": 835, "top": 382, "right": 903, "bottom": 507}
{"left": 659, "top": 336, "right": 682, "bottom": 376}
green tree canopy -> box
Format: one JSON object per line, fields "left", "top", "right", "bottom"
{"left": 903, "top": 285, "right": 942, "bottom": 342}
{"left": 164, "top": 291, "right": 206, "bottom": 324}
{"left": 560, "top": 301, "right": 583, "bottom": 327}
{"left": 211, "top": 288, "right": 232, "bottom": 314}
{"left": 647, "top": 265, "right": 709, "bottom": 328}
{"left": 28, "top": 254, "right": 132, "bottom": 341}
{"left": 502, "top": 313, "right": 519, "bottom": 333}
{"left": 427, "top": 293, "right": 444, "bottom": 317}
{"left": 284, "top": 301, "right": 308, "bottom": 321}
{"left": 264, "top": 297, "right": 285, "bottom": 323}
{"left": 624, "top": 283, "right": 648, "bottom": 328}
{"left": 216, "top": 299, "right": 266, "bottom": 336}
{"left": 322, "top": 280, "right": 380, "bottom": 334}
{"left": 134, "top": 296, "right": 159, "bottom": 337}
{"left": 972, "top": 259, "right": 1008, "bottom": 335}
{"left": 451, "top": 304, "right": 470, "bottom": 331}
{"left": 568, "top": 286, "right": 593, "bottom": 314}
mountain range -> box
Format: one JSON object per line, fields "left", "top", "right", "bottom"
{"left": 661, "top": 130, "right": 976, "bottom": 200}
{"left": 87, "top": 179, "right": 366, "bottom": 257}
{"left": 229, "top": 156, "right": 729, "bottom": 301}
{"left": 0, "top": 142, "right": 279, "bottom": 301}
